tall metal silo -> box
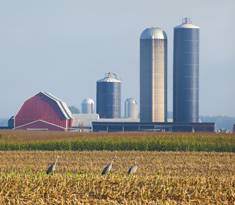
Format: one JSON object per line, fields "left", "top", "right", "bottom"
{"left": 96, "top": 72, "right": 121, "bottom": 118}
{"left": 173, "top": 18, "right": 199, "bottom": 123}
{"left": 81, "top": 98, "right": 95, "bottom": 114}
{"left": 124, "top": 98, "right": 138, "bottom": 119}
{"left": 140, "top": 27, "right": 167, "bottom": 123}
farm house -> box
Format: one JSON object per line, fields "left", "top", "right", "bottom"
{"left": 14, "top": 92, "right": 73, "bottom": 131}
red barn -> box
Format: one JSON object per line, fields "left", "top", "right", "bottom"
{"left": 14, "top": 92, "right": 73, "bottom": 131}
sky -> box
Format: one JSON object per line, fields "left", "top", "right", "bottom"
{"left": 0, "top": 0, "right": 234, "bottom": 118}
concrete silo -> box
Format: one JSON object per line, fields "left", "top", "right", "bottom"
{"left": 140, "top": 27, "right": 167, "bottom": 123}
{"left": 124, "top": 98, "right": 138, "bottom": 119}
{"left": 173, "top": 18, "right": 199, "bottom": 123}
{"left": 81, "top": 98, "right": 95, "bottom": 114}
{"left": 96, "top": 72, "right": 121, "bottom": 118}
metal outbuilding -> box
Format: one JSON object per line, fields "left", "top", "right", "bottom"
{"left": 92, "top": 121, "right": 215, "bottom": 132}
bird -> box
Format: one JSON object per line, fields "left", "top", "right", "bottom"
{"left": 128, "top": 161, "right": 138, "bottom": 175}
{"left": 46, "top": 156, "right": 59, "bottom": 175}
{"left": 101, "top": 157, "right": 116, "bottom": 175}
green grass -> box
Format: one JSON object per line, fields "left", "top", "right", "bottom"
{"left": 0, "top": 131, "right": 234, "bottom": 152}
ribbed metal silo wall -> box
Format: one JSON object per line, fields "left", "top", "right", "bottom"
{"left": 96, "top": 82, "right": 121, "bottom": 118}
{"left": 173, "top": 27, "right": 199, "bottom": 123}
{"left": 140, "top": 39, "right": 167, "bottom": 123}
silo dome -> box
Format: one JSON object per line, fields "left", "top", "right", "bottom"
{"left": 140, "top": 27, "right": 167, "bottom": 40}
{"left": 81, "top": 98, "right": 95, "bottom": 114}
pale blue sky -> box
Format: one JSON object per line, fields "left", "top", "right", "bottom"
{"left": 0, "top": 0, "right": 234, "bottom": 118}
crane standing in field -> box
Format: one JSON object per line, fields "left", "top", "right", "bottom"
{"left": 101, "top": 156, "right": 116, "bottom": 175}
{"left": 128, "top": 160, "right": 138, "bottom": 175}
{"left": 46, "top": 156, "right": 59, "bottom": 175}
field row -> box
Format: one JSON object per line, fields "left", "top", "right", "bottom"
{"left": 0, "top": 131, "right": 234, "bottom": 152}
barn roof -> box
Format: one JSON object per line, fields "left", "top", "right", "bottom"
{"left": 40, "top": 92, "right": 73, "bottom": 120}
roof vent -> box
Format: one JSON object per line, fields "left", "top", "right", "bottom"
{"left": 106, "top": 72, "right": 119, "bottom": 80}
{"left": 182, "top": 17, "right": 192, "bottom": 24}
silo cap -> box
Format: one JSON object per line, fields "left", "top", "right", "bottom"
{"left": 97, "top": 72, "right": 121, "bottom": 83}
{"left": 82, "top": 98, "right": 95, "bottom": 104}
{"left": 175, "top": 17, "right": 200, "bottom": 29}
{"left": 140, "top": 27, "right": 167, "bottom": 40}
{"left": 125, "top": 98, "right": 137, "bottom": 104}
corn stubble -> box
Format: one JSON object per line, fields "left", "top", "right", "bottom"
{"left": 0, "top": 151, "right": 234, "bottom": 204}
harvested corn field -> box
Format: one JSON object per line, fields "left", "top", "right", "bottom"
{"left": 0, "top": 151, "right": 234, "bottom": 204}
